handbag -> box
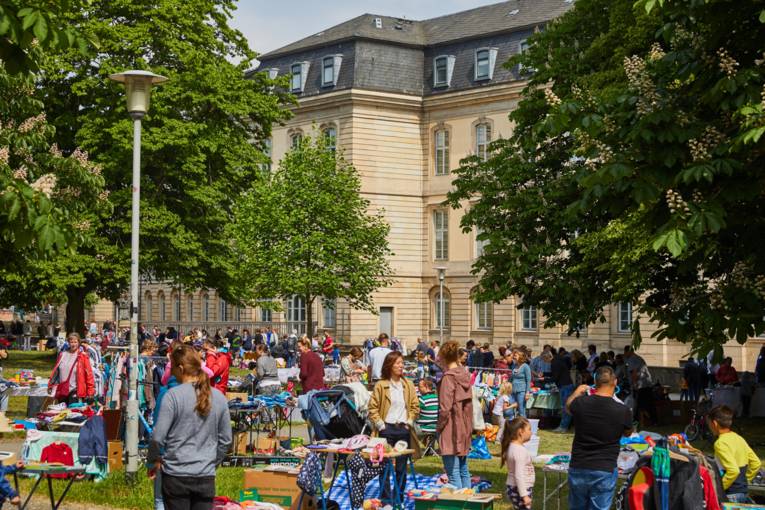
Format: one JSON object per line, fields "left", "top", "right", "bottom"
{"left": 55, "top": 356, "right": 79, "bottom": 399}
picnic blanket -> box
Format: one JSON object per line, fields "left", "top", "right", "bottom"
{"left": 329, "top": 471, "right": 440, "bottom": 510}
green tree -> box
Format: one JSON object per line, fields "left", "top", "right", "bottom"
{"left": 447, "top": 0, "right": 765, "bottom": 357}
{"left": 18, "top": 0, "right": 292, "bottom": 333}
{"left": 0, "top": 0, "right": 91, "bottom": 74}
{"left": 230, "top": 134, "right": 393, "bottom": 337}
{"left": 0, "top": 66, "right": 107, "bottom": 285}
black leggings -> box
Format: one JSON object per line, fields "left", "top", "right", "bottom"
{"left": 161, "top": 473, "right": 215, "bottom": 510}
{"left": 378, "top": 424, "right": 410, "bottom": 502}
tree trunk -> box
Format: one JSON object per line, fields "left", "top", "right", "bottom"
{"left": 306, "top": 295, "right": 314, "bottom": 339}
{"left": 65, "top": 287, "right": 87, "bottom": 335}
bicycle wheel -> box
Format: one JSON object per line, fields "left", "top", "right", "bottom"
{"left": 684, "top": 423, "right": 700, "bottom": 442}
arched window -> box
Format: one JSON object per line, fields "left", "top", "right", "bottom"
{"left": 475, "top": 123, "right": 492, "bottom": 161}
{"left": 202, "top": 293, "right": 210, "bottom": 321}
{"left": 432, "top": 289, "right": 451, "bottom": 329}
{"left": 287, "top": 295, "right": 306, "bottom": 323}
{"left": 475, "top": 301, "right": 493, "bottom": 330}
{"left": 186, "top": 294, "right": 194, "bottom": 321}
{"left": 434, "top": 129, "right": 449, "bottom": 175}
{"left": 158, "top": 292, "right": 166, "bottom": 322}
{"left": 322, "top": 126, "right": 336, "bottom": 152}
{"left": 143, "top": 292, "right": 152, "bottom": 322}
{"left": 172, "top": 292, "right": 181, "bottom": 321}
{"left": 290, "top": 131, "right": 303, "bottom": 149}
{"left": 219, "top": 299, "right": 228, "bottom": 322}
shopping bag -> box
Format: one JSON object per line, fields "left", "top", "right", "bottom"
{"left": 467, "top": 435, "right": 492, "bottom": 460}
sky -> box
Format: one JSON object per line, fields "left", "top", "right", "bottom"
{"left": 229, "top": 0, "right": 502, "bottom": 56}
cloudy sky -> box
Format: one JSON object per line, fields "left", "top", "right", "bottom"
{"left": 230, "top": 0, "right": 501, "bottom": 55}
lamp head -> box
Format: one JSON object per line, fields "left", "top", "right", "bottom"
{"left": 435, "top": 266, "right": 446, "bottom": 281}
{"left": 108, "top": 70, "right": 168, "bottom": 116}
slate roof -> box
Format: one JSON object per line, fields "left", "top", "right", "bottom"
{"left": 260, "top": 0, "right": 573, "bottom": 58}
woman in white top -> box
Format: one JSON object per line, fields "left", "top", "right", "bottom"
{"left": 368, "top": 351, "right": 420, "bottom": 502}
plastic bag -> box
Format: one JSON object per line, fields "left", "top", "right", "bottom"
{"left": 467, "top": 436, "right": 492, "bottom": 460}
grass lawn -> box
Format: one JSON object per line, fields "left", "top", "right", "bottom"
{"left": 4, "top": 351, "right": 765, "bottom": 509}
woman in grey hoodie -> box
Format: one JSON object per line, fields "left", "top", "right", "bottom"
{"left": 437, "top": 341, "right": 474, "bottom": 489}
{"left": 148, "top": 344, "right": 232, "bottom": 510}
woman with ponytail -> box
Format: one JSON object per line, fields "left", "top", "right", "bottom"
{"left": 148, "top": 344, "right": 232, "bottom": 510}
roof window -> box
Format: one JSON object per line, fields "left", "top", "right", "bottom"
{"left": 374, "top": 17, "right": 382, "bottom": 28}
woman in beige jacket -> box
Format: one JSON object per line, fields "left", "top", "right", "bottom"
{"left": 368, "top": 351, "right": 420, "bottom": 501}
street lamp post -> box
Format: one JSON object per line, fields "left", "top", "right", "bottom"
{"left": 436, "top": 267, "right": 446, "bottom": 344}
{"left": 108, "top": 70, "right": 167, "bottom": 481}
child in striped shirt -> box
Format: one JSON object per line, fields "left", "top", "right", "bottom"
{"left": 417, "top": 378, "right": 438, "bottom": 434}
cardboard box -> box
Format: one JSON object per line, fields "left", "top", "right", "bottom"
{"left": 107, "top": 441, "right": 123, "bottom": 471}
{"left": 254, "top": 437, "right": 277, "bottom": 455}
{"left": 227, "top": 392, "right": 249, "bottom": 402}
{"left": 244, "top": 469, "right": 313, "bottom": 510}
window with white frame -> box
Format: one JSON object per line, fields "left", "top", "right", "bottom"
{"left": 219, "top": 299, "right": 228, "bottom": 322}
{"left": 474, "top": 47, "right": 498, "bottom": 81}
{"left": 433, "top": 210, "right": 449, "bottom": 260}
{"left": 476, "top": 49, "right": 490, "bottom": 80}
{"left": 261, "top": 138, "right": 272, "bottom": 173}
{"left": 260, "top": 302, "right": 272, "bottom": 323}
{"left": 143, "top": 292, "right": 152, "bottom": 322}
{"left": 618, "top": 302, "right": 632, "bottom": 332}
{"left": 235, "top": 307, "right": 242, "bottom": 322}
{"left": 475, "top": 123, "right": 492, "bottom": 161}
{"left": 158, "top": 293, "right": 166, "bottom": 321}
{"left": 434, "top": 290, "right": 451, "bottom": 329}
{"left": 186, "top": 294, "right": 194, "bottom": 321}
{"left": 287, "top": 295, "right": 306, "bottom": 323}
{"left": 322, "top": 57, "right": 335, "bottom": 86}
{"left": 290, "top": 63, "right": 302, "bottom": 92}
{"left": 475, "top": 301, "right": 493, "bottom": 330}
{"left": 202, "top": 294, "right": 210, "bottom": 321}
{"left": 172, "top": 293, "right": 180, "bottom": 321}
{"left": 475, "top": 227, "right": 489, "bottom": 257}
{"left": 434, "top": 56, "right": 448, "bottom": 86}
{"left": 521, "top": 305, "right": 537, "bottom": 331}
{"left": 434, "top": 129, "right": 449, "bottom": 175}
{"left": 290, "top": 132, "right": 302, "bottom": 149}
{"left": 323, "top": 298, "right": 336, "bottom": 328}
{"left": 323, "top": 126, "right": 336, "bottom": 152}
{"left": 518, "top": 39, "right": 532, "bottom": 73}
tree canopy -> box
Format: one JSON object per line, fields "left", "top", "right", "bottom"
{"left": 2, "top": 0, "right": 292, "bottom": 333}
{"left": 230, "top": 134, "right": 393, "bottom": 337}
{"left": 447, "top": 0, "right": 765, "bottom": 357}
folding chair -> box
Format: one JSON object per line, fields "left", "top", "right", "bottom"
{"left": 420, "top": 431, "right": 439, "bottom": 457}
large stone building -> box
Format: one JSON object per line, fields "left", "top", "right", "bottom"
{"left": 79, "top": 0, "right": 762, "bottom": 369}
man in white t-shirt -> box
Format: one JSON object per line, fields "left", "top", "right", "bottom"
{"left": 368, "top": 333, "right": 393, "bottom": 381}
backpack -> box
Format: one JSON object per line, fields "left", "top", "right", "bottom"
{"left": 297, "top": 453, "right": 322, "bottom": 495}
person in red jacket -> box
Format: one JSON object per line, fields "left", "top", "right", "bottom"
{"left": 321, "top": 330, "right": 334, "bottom": 357}
{"left": 298, "top": 337, "right": 324, "bottom": 393}
{"left": 716, "top": 357, "right": 739, "bottom": 386}
{"left": 203, "top": 339, "right": 231, "bottom": 394}
{"left": 49, "top": 333, "right": 95, "bottom": 403}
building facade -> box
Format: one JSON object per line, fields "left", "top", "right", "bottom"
{"left": 80, "top": 0, "right": 762, "bottom": 368}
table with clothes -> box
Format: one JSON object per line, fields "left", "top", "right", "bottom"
{"left": 21, "top": 418, "right": 109, "bottom": 482}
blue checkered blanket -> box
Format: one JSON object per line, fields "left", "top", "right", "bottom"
{"left": 327, "top": 472, "right": 441, "bottom": 510}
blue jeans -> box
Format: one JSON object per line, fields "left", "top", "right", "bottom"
{"left": 442, "top": 455, "right": 471, "bottom": 489}
{"left": 727, "top": 493, "right": 752, "bottom": 503}
{"left": 558, "top": 384, "right": 574, "bottom": 430}
{"left": 568, "top": 468, "right": 618, "bottom": 510}
{"left": 513, "top": 392, "right": 527, "bottom": 418}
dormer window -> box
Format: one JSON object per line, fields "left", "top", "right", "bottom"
{"left": 518, "top": 40, "right": 533, "bottom": 74}
{"left": 433, "top": 55, "right": 456, "bottom": 87}
{"left": 475, "top": 47, "right": 499, "bottom": 81}
{"left": 290, "top": 61, "right": 310, "bottom": 93}
{"left": 321, "top": 55, "right": 343, "bottom": 87}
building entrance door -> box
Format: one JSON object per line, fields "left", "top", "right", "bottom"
{"left": 379, "top": 307, "right": 393, "bottom": 337}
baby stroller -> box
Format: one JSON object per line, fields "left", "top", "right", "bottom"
{"left": 303, "top": 388, "right": 367, "bottom": 441}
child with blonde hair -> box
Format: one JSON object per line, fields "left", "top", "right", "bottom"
{"left": 492, "top": 381, "right": 518, "bottom": 443}
{"left": 501, "top": 417, "right": 534, "bottom": 510}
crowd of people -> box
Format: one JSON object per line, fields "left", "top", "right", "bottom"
{"left": 7, "top": 319, "right": 764, "bottom": 510}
